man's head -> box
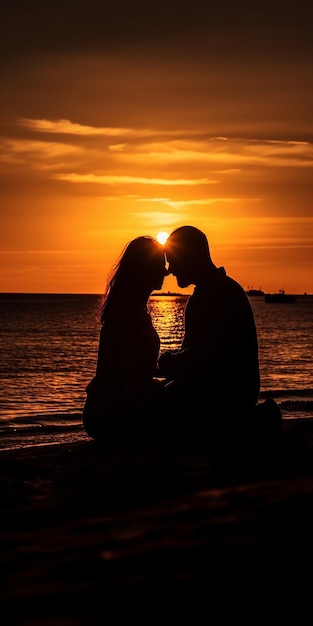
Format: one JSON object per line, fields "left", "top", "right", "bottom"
{"left": 165, "top": 226, "right": 213, "bottom": 288}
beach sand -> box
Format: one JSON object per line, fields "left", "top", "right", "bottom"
{"left": 2, "top": 418, "right": 313, "bottom": 624}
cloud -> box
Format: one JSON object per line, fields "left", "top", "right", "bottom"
{"left": 0, "top": 138, "right": 81, "bottom": 166}
{"left": 6, "top": 119, "right": 313, "bottom": 174}
{"left": 18, "top": 118, "right": 194, "bottom": 139}
{"left": 55, "top": 173, "right": 212, "bottom": 186}
{"left": 136, "top": 197, "right": 252, "bottom": 208}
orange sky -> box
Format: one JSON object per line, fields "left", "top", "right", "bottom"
{"left": 1, "top": 1, "right": 313, "bottom": 294}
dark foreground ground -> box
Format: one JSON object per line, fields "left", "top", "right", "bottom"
{"left": 1, "top": 418, "right": 313, "bottom": 625}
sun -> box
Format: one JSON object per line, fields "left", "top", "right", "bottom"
{"left": 156, "top": 231, "right": 169, "bottom": 245}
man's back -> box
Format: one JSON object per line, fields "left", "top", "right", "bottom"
{"left": 181, "top": 267, "right": 260, "bottom": 407}
{"left": 158, "top": 225, "right": 280, "bottom": 437}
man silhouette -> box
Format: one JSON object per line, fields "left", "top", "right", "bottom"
{"left": 158, "top": 225, "right": 281, "bottom": 438}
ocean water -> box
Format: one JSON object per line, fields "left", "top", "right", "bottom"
{"left": 0, "top": 292, "right": 312, "bottom": 450}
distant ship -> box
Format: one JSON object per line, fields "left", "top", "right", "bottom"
{"left": 264, "top": 289, "right": 297, "bottom": 303}
{"left": 246, "top": 288, "right": 264, "bottom": 297}
{"left": 151, "top": 291, "right": 188, "bottom": 297}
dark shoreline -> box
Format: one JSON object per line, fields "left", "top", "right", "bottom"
{"left": 2, "top": 417, "right": 313, "bottom": 623}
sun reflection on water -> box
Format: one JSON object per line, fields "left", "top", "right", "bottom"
{"left": 148, "top": 295, "right": 187, "bottom": 351}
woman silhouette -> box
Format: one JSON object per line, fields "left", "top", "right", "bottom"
{"left": 83, "top": 236, "right": 168, "bottom": 441}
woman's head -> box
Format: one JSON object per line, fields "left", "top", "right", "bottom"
{"left": 115, "top": 236, "right": 166, "bottom": 289}
{"left": 99, "top": 236, "right": 167, "bottom": 321}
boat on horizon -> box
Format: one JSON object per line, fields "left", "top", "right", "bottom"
{"left": 151, "top": 291, "right": 188, "bottom": 297}
{"left": 246, "top": 288, "right": 264, "bottom": 296}
{"left": 264, "top": 289, "right": 297, "bottom": 303}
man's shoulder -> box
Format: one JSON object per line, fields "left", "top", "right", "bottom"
{"left": 196, "top": 269, "right": 248, "bottom": 304}
{"left": 225, "top": 273, "right": 245, "bottom": 291}
{"left": 198, "top": 267, "right": 244, "bottom": 292}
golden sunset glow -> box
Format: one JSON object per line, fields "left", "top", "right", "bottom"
{"left": 1, "top": 3, "right": 313, "bottom": 295}
{"left": 156, "top": 232, "right": 170, "bottom": 245}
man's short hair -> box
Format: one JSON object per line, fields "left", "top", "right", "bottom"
{"left": 166, "top": 226, "right": 210, "bottom": 259}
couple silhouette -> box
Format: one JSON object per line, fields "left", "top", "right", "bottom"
{"left": 83, "top": 225, "right": 281, "bottom": 442}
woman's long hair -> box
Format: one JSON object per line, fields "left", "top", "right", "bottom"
{"left": 98, "top": 236, "right": 163, "bottom": 323}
